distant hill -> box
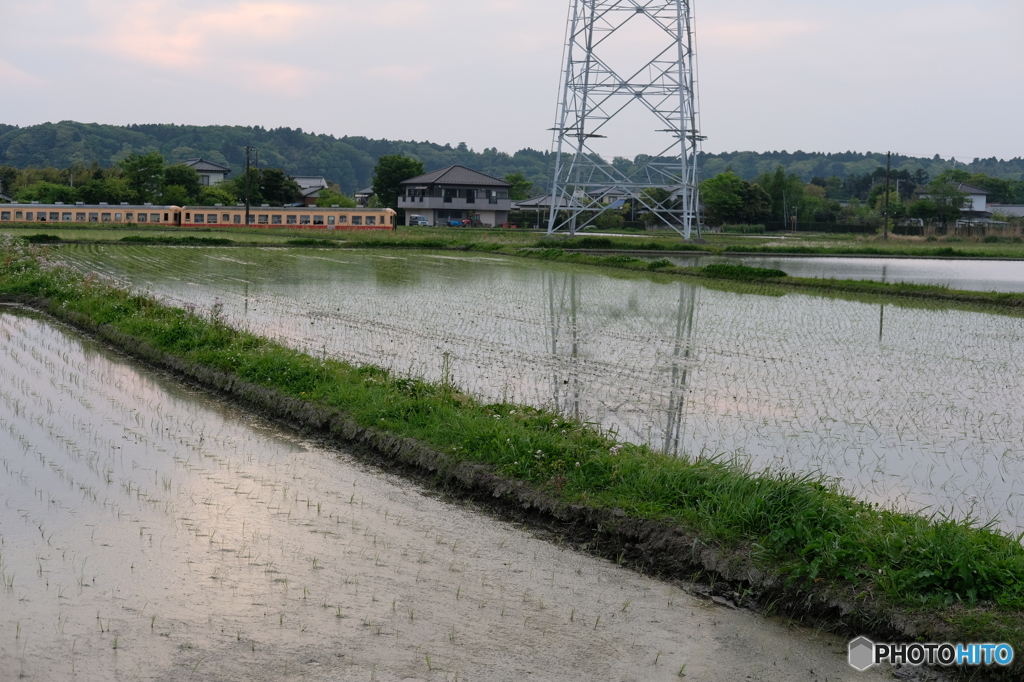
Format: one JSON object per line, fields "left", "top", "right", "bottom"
{"left": 1, "top": 121, "right": 1022, "bottom": 194}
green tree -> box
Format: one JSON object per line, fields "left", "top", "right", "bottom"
{"left": 504, "top": 172, "right": 533, "bottom": 200}
{"left": 15, "top": 181, "right": 78, "bottom": 204}
{"left": 0, "top": 165, "right": 18, "bottom": 196}
{"left": 260, "top": 169, "right": 303, "bottom": 206}
{"left": 163, "top": 164, "right": 202, "bottom": 202}
{"left": 118, "top": 152, "right": 165, "bottom": 203}
{"left": 923, "top": 181, "right": 967, "bottom": 228}
{"left": 595, "top": 210, "right": 625, "bottom": 231}
{"left": 315, "top": 189, "right": 357, "bottom": 208}
{"left": 372, "top": 155, "right": 425, "bottom": 211}
{"left": 739, "top": 183, "right": 773, "bottom": 223}
{"left": 700, "top": 172, "right": 745, "bottom": 226}
{"left": 197, "top": 186, "right": 238, "bottom": 207}
{"left": 223, "top": 168, "right": 263, "bottom": 206}
{"left": 160, "top": 185, "right": 191, "bottom": 206}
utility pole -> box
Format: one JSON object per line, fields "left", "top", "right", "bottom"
{"left": 244, "top": 146, "right": 258, "bottom": 227}
{"left": 883, "top": 152, "right": 891, "bottom": 240}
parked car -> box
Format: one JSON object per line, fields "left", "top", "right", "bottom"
{"left": 408, "top": 214, "right": 430, "bottom": 226}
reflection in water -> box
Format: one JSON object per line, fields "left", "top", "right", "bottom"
{"left": 57, "top": 245, "right": 1024, "bottom": 533}
{"left": 664, "top": 284, "right": 698, "bottom": 455}
{"left": 547, "top": 271, "right": 581, "bottom": 419}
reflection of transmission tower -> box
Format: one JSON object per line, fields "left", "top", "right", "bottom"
{"left": 548, "top": 0, "right": 704, "bottom": 239}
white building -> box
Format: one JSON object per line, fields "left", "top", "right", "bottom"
{"left": 183, "top": 158, "right": 231, "bottom": 186}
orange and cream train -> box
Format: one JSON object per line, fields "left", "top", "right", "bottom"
{"left": 0, "top": 203, "right": 398, "bottom": 230}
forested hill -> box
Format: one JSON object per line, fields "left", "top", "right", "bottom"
{"left": 1, "top": 121, "right": 1022, "bottom": 194}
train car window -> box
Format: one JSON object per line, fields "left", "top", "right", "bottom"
{"left": 313, "top": 216, "right": 324, "bottom": 225}
{"left": 327, "top": 216, "right": 336, "bottom": 225}
{"left": 258, "top": 215, "right": 269, "bottom": 224}
{"left": 287, "top": 215, "right": 297, "bottom": 224}
{"left": 76, "top": 212, "right": 85, "bottom": 222}
{"left": 194, "top": 214, "right": 205, "bottom": 224}
{"left": 126, "top": 213, "right": 134, "bottom": 221}
{"left": 247, "top": 215, "right": 255, "bottom": 224}
{"left": 49, "top": 212, "right": 60, "bottom": 221}
{"left": 299, "top": 215, "right": 310, "bottom": 225}
{"left": 366, "top": 216, "right": 376, "bottom": 226}
{"left": 233, "top": 215, "right": 241, "bottom": 224}
{"left": 89, "top": 213, "right": 99, "bottom": 222}
{"left": 101, "top": 213, "right": 112, "bottom": 222}
{"left": 27, "top": 212, "right": 35, "bottom": 221}
{"left": 271, "top": 215, "right": 282, "bottom": 224}
{"left": 185, "top": 213, "right": 191, "bottom": 220}
{"left": 351, "top": 216, "right": 362, "bottom": 226}
{"left": 222, "top": 214, "right": 231, "bottom": 223}
{"left": 338, "top": 215, "right": 348, "bottom": 224}
{"left": 152, "top": 214, "right": 161, "bottom": 222}
{"left": 115, "top": 213, "right": 123, "bottom": 222}
{"left": 163, "top": 213, "right": 169, "bottom": 221}
{"left": 0, "top": 212, "right": 10, "bottom": 221}
{"left": 63, "top": 212, "right": 72, "bottom": 222}
{"left": 138, "top": 214, "right": 148, "bottom": 222}
{"left": 206, "top": 214, "right": 215, "bottom": 224}
{"left": 15, "top": 211, "right": 24, "bottom": 219}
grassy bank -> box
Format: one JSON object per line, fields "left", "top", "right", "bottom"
{"left": 513, "top": 247, "right": 1024, "bottom": 313}
{"left": 2, "top": 234, "right": 1023, "bottom": 674}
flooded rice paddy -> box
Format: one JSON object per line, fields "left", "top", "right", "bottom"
{"left": 661, "top": 253, "right": 1024, "bottom": 293}
{"left": 0, "top": 311, "right": 889, "bottom": 681}
{"left": 58, "top": 245, "right": 1024, "bottom": 534}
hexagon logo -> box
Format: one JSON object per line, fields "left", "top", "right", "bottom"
{"left": 849, "top": 636, "right": 875, "bottom": 671}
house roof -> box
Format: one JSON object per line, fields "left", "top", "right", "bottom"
{"left": 951, "top": 182, "right": 990, "bottom": 195}
{"left": 183, "top": 158, "right": 232, "bottom": 173}
{"left": 355, "top": 187, "right": 374, "bottom": 196}
{"left": 290, "top": 176, "right": 329, "bottom": 190}
{"left": 990, "top": 204, "right": 1024, "bottom": 217}
{"left": 401, "top": 165, "right": 511, "bottom": 188}
{"left": 0, "top": 191, "right": 12, "bottom": 203}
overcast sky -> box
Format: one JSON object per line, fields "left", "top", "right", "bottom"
{"left": 2, "top": 0, "right": 1021, "bottom": 161}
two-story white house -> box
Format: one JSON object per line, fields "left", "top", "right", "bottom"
{"left": 399, "top": 166, "right": 512, "bottom": 226}
{"left": 183, "top": 158, "right": 231, "bottom": 186}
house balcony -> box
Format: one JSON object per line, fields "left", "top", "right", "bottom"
{"left": 399, "top": 196, "right": 512, "bottom": 212}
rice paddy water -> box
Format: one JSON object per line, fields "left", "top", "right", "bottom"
{"left": 55, "top": 245, "right": 1024, "bottom": 535}
{"left": 0, "top": 310, "right": 891, "bottom": 680}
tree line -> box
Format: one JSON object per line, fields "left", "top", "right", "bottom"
{"left": 0, "top": 152, "right": 361, "bottom": 208}
{"left": 700, "top": 166, "right": 1024, "bottom": 228}
{"left": 3, "top": 121, "right": 1023, "bottom": 201}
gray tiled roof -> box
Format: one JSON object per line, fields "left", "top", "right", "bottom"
{"left": 183, "top": 158, "right": 232, "bottom": 173}
{"left": 290, "top": 176, "right": 329, "bottom": 190}
{"left": 401, "top": 165, "right": 511, "bottom": 188}
{"left": 952, "top": 182, "right": 991, "bottom": 195}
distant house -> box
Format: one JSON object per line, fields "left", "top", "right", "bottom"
{"left": 916, "top": 182, "right": 992, "bottom": 220}
{"left": 183, "top": 158, "right": 231, "bottom": 186}
{"left": 0, "top": 191, "right": 12, "bottom": 204}
{"left": 290, "top": 176, "right": 329, "bottom": 207}
{"left": 399, "top": 165, "right": 512, "bottom": 226}
{"left": 355, "top": 186, "right": 374, "bottom": 207}
{"left": 988, "top": 204, "right": 1024, "bottom": 219}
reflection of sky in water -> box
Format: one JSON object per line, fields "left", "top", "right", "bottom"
{"left": 664, "top": 254, "right": 1024, "bottom": 293}
{"left": 61, "top": 245, "right": 1024, "bottom": 532}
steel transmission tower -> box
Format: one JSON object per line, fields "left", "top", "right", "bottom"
{"left": 548, "top": 0, "right": 704, "bottom": 239}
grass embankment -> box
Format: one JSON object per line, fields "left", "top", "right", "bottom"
{"left": 516, "top": 248, "right": 1024, "bottom": 312}
{"left": 1, "top": 234, "right": 1022, "bottom": 673}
